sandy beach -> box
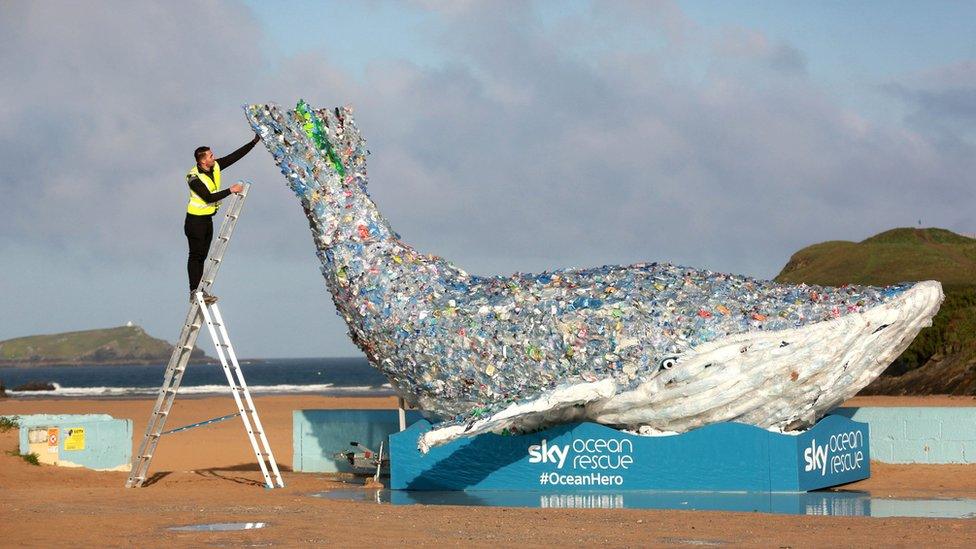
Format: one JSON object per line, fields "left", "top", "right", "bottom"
{"left": 2, "top": 394, "right": 975, "bottom": 547}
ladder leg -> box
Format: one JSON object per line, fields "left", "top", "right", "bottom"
{"left": 126, "top": 308, "right": 203, "bottom": 487}
{"left": 210, "top": 305, "right": 285, "bottom": 488}
{"left": 198, "top": 300, "right": 276, "bottom": 489}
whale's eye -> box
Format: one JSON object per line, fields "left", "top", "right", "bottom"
{"left": 659, "top": 357, "right": 677, "bottom": 371}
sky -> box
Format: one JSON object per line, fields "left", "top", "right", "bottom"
{"left": 1, "top": 1, "right": 974, "bottom": 358}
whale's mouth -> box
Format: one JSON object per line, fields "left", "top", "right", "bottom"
{"left": 417, "top": 280, "right": 943, "bottom": 452}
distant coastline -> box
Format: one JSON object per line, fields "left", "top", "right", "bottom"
{"left": 0, "top": 325, "right": 209, "bottom": 368}
{"left": 0, "top": 357, "right": 212, "bottom": 368}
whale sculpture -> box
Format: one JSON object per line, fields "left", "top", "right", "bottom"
{"left": 246, "top": 101, "right": 943, "bottom": 451}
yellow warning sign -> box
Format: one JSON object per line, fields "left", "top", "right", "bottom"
{"left": 64, "top": 428, "right": 85, "bottom": 451}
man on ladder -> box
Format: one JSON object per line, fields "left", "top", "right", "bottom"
{"left": 185, "top": 135, "right": 260, "bottom": 304}
{"left": 128, "top": 160, "right": 284, "bottom": 489}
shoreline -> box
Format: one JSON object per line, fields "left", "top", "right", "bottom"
{"left": 0, "top": 356, "right": 367, "bottom": 368}
{"left": 0, "top": 358, "right": 213, "bottom": 368}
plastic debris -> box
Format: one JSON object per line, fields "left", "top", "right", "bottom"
{"left": 244, "top": 101, "right": 943, "bottom": 450}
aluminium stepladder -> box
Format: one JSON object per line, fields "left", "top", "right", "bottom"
{"left": 126, "top": 182, "right": 284, "bottom": 489}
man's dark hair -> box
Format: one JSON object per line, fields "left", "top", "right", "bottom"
{"left": 194, "top": 146, "right": 211, "bottom": 163}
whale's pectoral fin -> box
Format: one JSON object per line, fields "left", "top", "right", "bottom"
{"left": 417, "top": 378, "right": 619, "bottom": 453}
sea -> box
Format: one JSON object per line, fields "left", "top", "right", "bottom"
{"left": 0, "top": 357, "right": 393, "bottom": 399}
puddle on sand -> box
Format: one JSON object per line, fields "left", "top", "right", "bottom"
{"left": 310, "top": 489, "right": 976, "bottom": 519}
{"left": 169, "top": 522, "right": 268, "bottom": 532}
{"left": 316, "top": 473, "right": 384, "bottom": 486}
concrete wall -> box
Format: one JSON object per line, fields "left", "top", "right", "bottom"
{"left": 13, "top": 414, "right": 132, "bottom": 471}
{"left": 836, "top": 407, "right": 976, "bottom": 464}
{"left": 293, "top": 409, "right": 423, "bottom": 473}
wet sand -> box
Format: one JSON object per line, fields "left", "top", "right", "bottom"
{"left": 1, "top": 394, "right": 974, "bottom": 547}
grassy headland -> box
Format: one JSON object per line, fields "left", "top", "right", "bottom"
{"left": 0, "top": 325, "right": 208, "bottom": 367}
{"left": 775, "top": 227, "right": 976, "bottom": 395}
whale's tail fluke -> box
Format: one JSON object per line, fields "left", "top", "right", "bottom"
{"left": 245, "top": 102, "right": 368, "bottom": 204}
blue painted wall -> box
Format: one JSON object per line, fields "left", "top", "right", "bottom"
{"left": 293, "top": 409, "right": 423, "bottom": 472}
{"left": 836, "top": 407, "right": 976, "bottom": 464}
{"left": 14, "top": 414, "right": 132, "bottom": 471}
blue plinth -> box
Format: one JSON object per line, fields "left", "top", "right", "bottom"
{"left": 390, "top": 414, "right": 870, "bottom": 492}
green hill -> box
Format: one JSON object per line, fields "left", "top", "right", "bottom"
{"left": 777, "top": 228, "right": 976, "bottom": 287}
{"left": 774, "top": 227, "right": 976, "bottom": 395}
{"left": 0, "top": 325, "right": 207, "bottom": 366}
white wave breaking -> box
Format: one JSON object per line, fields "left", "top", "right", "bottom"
{"left": 8, "top": 382, "right": 395, "bottom": 398}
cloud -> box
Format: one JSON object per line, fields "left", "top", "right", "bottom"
{"left": 0, "top": 1, "right": 264, "bottom": 260}
{"left": 714, "top": 27, "right": 807, "bottom": 74}
{"left": 885, "top": 60, "right": 976, "bottom": 147}
{"left": 344, "top": 4, "right": 968, "bottom": 281}
{"left": 1, "top": 0, "right": 972, "bottom": 356}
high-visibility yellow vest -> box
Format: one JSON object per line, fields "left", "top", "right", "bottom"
{"left": 186, "top": 162, "right": 221, "bottom": 215}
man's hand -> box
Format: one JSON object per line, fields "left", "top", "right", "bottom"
{"left": 230, "top": 183, "right": 244, "bottom": 194}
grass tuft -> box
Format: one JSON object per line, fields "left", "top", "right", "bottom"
{"left": 0, "top": 416, "right": 19, "bottom": 432}
{"left": 5, "top": 448, "right": 40, "bottom": 466}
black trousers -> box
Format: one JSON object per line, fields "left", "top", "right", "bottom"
{"left": 184, "top": 213, "right": 214, "bottom": 291}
